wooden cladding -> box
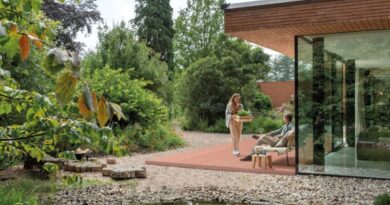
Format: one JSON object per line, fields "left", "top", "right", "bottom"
{"left": 224, "top": 0, "right": 390, "bottom": 56}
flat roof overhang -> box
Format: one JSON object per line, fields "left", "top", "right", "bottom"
{"left": 224, "top": 0, "right": 390, "bottom": 56}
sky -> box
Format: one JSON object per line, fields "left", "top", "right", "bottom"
{"left": 76, "top": 0, "right": 280, "bottom": 57}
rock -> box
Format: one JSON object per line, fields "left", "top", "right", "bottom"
{"left": 75, "top": 148, "right": 92, "bottom": 161}
{"left": 134, "top": 167, "right": 147, "bottom": 178}
{"left": 102, "top": 168, "right": 111, "bottom": 176}
{"left": 106, "top": 158, "right": 116, "bottom": 164}
{"left": 110, "top": 168, "right": 135, "bottom": 180}
{"left": 64, "top": 161, "right": 103, "bottom": 173}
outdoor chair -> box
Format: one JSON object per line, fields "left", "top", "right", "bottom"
{"left": 254, "top": 130, "right": 295, "bottom": 166}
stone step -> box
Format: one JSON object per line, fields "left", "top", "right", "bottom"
{"left": 102, "top": 166, "right": 147, "bottom": 179}
{"left": 64, "top": 161, "right": 105, "bottom": 173}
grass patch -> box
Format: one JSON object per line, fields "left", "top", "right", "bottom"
{"left": 374, "top": 194, "right": 390, "bottom": 205}
{"left": 0, "top": 175, "right": 139, "bottom": 205}
{"left": 0, "top": 178, "right": 57, "bottom": 205}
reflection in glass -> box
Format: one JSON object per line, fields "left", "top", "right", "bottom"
{"left": 297, "top": 30, "right": 390, "bottom": 179}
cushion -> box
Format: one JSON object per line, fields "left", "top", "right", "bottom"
{"left": 275, "top": 129, "right": 295, "bottom": 147}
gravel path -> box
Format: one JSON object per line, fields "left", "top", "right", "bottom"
{"left": 54, "top": 131, "right": 390, "bottom": 205}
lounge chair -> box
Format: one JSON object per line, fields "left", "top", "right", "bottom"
{"left": 254, "top": 130, "right": 295, "bottom": 166}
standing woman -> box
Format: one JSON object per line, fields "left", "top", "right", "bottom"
{"left": 226, "top": 93, "right": 244, "bottom": 156}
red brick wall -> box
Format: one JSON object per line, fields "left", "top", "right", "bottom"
{"left": 258, "top": 81, "right": 294, "bottom": 108}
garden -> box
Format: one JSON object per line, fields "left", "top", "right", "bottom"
{"left": 0, "top": 0, "right": 389, "bottom": 205}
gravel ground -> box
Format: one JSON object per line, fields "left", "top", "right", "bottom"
{"left": 54, "top": 131, "right": 390, "bottom": 205}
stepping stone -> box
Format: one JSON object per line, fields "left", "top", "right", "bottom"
{"left": 102, "top": 168, "right": 111, "bottom": 176}
{"left": 64, "top": 161, "right": 104, "bottom": 173}
{"left": 134, "top": 167, "right": 147, "bottom": 178}
{"left": 106, "top": 158, "right": 116, "bottom": 164}
{"left": 110, "top": 168, "right": 135, "bottom": 179}
{"left": 103, "top": 166, "right": 147, "bottom": 179}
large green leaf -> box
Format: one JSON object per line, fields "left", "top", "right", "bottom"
{"left": 55, "top": 71, "right": 78, "bottom": 106}
{"left": 0, "top": 103, "right": 12, "bottom": 115}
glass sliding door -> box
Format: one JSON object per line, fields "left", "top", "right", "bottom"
{"left": 296, "top": 30, "right": 390, "bottom": 179}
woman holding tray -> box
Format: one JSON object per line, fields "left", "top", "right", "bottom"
{"left": 226, "top": 93, "right": 244, "bottom": 156}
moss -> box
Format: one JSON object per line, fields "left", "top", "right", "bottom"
{"left": 374, "top": 194, "right": 390, "bottom": 205}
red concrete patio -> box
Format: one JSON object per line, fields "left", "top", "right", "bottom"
{"left": 146, "top": 138, "right": 296, "bottom": 175}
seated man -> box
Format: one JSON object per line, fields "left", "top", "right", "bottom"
{"left": 240, "top": 112, "right": 294, "bottom": 161}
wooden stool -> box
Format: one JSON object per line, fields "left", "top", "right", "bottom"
{"left": 252, "top": 154, "right": 272, "bottom": 169}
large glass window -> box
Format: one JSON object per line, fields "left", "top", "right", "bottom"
{"left": 297, "top": 30, "right": 390, "bottom": 179}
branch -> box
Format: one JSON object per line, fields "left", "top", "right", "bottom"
{"left": 0, "top": 132, "right": 47, "bottom": 141}
{"left": 17, "top": 32, "right": 56, "bottom": 49}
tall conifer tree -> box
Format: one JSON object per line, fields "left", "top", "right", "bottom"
{"left": 133, "top": 0, "right": 174, "bottom": 73}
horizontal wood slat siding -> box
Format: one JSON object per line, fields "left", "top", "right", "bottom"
{"left": 224, "top": 0, "right": 390, "bottom": 56}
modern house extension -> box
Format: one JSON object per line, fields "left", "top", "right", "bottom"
{"left": 224, "top": 0, "right": 390, "bottom": 179}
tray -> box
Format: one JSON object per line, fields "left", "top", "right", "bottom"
{"left": 233, "top": 115, "right": 253, "bottom": 122}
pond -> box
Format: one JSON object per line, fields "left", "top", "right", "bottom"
{"left": 145, "top": 202, "right": 243, "bottom": 205}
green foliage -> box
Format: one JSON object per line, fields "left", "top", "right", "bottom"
{"left": 133, "top": 0, "right": 175, "bottom": 71}
{"left": 176, "top": 35, "right": 270, "bottom": 130}
{"left": 119, "top": 123, "right": 184, "bottom": 152}
{"left": 0, "top": 178, "right": 57, "bottom": 205}
{"left": 86, "top": 67, "right": 167, "bottom": 126}
{"left": 62, "top": 174, "right": 83, "bottom": 186}
{"left": 374, "top": 194, "right": 390, "bottom": 205}
{"left": 238, "top": 110, "right": 251, "bottom": 116}
{"left": 204, "top": 118, "right": 228, "bottom": 133}
{"left": 268, "top": 55, "right": 294, "bottom": 81}
{"left": 43, "top": 162, "right": 59, "bottom": 180}
{"left": 253, "top": 91, "right": 272, "bottom": 112}
{"left": 83, "top": 22, "right": 169, "bottom": 100}
{"left": 358, "top": 126, "right": 390, "bottom": 142}
{"left": 174, "top": 0, "right": 225, "bottom": 69}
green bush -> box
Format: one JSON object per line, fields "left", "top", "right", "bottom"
{"left": 253, "top": 91, "right": 272, "bottom": 112}
{"left": 175, "top": 35, "right": 270, "bottom": 131}
{"left": 206, "top": 118, "right": 229, "bottom": 133}
{"left": 119, "top": 123, "right": 184, "bottom": 152}
{"left": 86, "top": 67, "right": 168, "bottom": 127}
{"left": 82, "top": 22, "right": 169, "bottom": 101}
{"left": 374, "top": 194, "right": 390, "bottom": 205}
{"left": 202, "top": 113, "right": 284, "bottom": 134}
{"left": 244, "top": 115, "right": 283, "bottom": 134}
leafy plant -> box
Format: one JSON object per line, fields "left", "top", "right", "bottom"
{"left": 43, "top": 162, "right": 59, "bottom": 180}
{"left": 238, "top": 110, "right": 252, "bottom": 116}
{"left": 0, "top": 0, "right": 125, "bottom": 168}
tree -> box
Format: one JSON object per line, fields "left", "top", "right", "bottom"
{"left": 174, "top": 0, "right": 225, "bottom": 69}
{"left": 0, "top": 0, "right": 126, "bottom": 168}
{"left": 42, "top": 0, "right": 102, "bottom": 51}
{"left": 176, "top": 34, "right": 270, "bottom": 129}
{"left": 133, "top": 0, "right": 175, "bottom": 73}
{"left": 268, "top": 55, "right": 294, "bottom": 81}
{"left": 83, "top": 22, "right": 169, "bottom": 101}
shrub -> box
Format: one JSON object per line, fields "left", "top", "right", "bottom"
{"left": 253, "top": 92, "right": 272, "bottom": 112}
{"left": 175, "top": 36, "right": 270, "bottom": 131}
{"left": 374, "top": 194, "right": 390, "bottom": 205}
{"left": 244, "top": 114, "right": 284, "bottom": 134}
{"left": 82, "top": 22, "right": 169, "bottom": 101}
{"left": 119, "top": 123, "right": 184, "bottom": 152}
{"left": 206, "top": 118, "right": 229, "bottom": 133}
{"left": 86, "top": 67, "right": 168, "bottom": 127}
